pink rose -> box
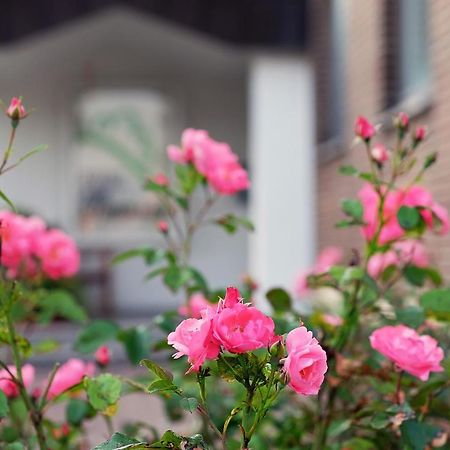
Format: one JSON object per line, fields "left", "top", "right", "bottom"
{"left": 221, "top": 286, "right": 242, "bottom": 309}
{"left": 6, "top": 97, "right": 27, "bottom": 120}
{"left": 212, "top": 303, "right": 276, "bottom": 353}
{"left": 36, "top": 229, "right": 80, "bottom": 279}
{"left": 369, "top": 325, "right": 444, "bottom": 381}
{"left": 178, "top": 293, "right": 213, "bottom": 319}
{"left": 354, "top": 116, "right": 375, "bottom": 140}
{"left": 168, "top": 317, "right": 220, "bottom": 373}
{"left": 415, "top": 126, "right": 427, "bottom": 142}
{"left": 0, "top": 364, "right": 35, "bottom": 398}
{"left": 166, "top": 128, "right": 209, "bottom": 164}
{"left": 371, "top": 143, "right": 389, "bottom": 163}
{"left": 367, "top": 251, "right": 398, "bottom": 278}
{"left": 282, "top": 326, "right": 327, "bottom": 395}
{"left": 95, "top": 345, "right": 111, "bottom": 367}
{"left": 393, "top": 240, "right": 428, "bottom": 267}
{"left": 46, "top": 359, "right": 95, "bottom": 399}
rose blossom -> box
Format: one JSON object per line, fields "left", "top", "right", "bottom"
{"left": 367, "top": 251, "right": 398, "bottom": 278}
{"left": 178, "top": 293, "right": 213, "bottom": 319}
{"left": 6, "top": 97, "right": 27, "bottom": 120}
{"left": 168, "top": 316, "right": 220, "bottom": 373}
{"left": 282, "top": 326, "right": 327, "bottom": 395}
{"left": 153, "top": 173, "right": 169, "bottom": 186}
{"left": 46, "top": 359, "right": 95, "bottom": 399}
{"left": 0, "top": 364, "right": 35, "bottom": 398}
{"left": 158, "top": 220, "right": 169, "bottom": 234}
{"left": 371, "top": 143, "right": 389, "bottom": 163}
{"left": 393, "top": 240, "right": 429, "bottom": 267}
{"left": 370, "top": 325, "right": 444, "bottom": 381}
{"left": 354, "top": 116, "right": 375, "bottom": 140}
{"left": 167, "top": 128, "right": 210, "bottom": 165}
{"left": 36, "top": 229, "right": 80, "bottom": 279}
{"left": 213, "top": 303, "right": 276, "bottom": 353}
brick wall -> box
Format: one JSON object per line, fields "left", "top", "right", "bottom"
{"left": 316, "top": 0, "right": 450, "bottom": 275}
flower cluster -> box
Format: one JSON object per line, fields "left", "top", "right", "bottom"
{"left": 359, "top": 183, "right": 449, "bottom": 245}
{"left": 168, "top": 287, "right": 327, "bottom": 396}
{"left": 167, "top": 128, "right": 250, "bottom": 195}
{"left": 370, "top": 325, "right": 444, "bottom": 381}
{"left": 0, "top": 210, "right": 80, "bottom": 280}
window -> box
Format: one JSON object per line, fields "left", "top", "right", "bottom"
{"left": 384, "top": 0, "right": 431, "bottom": 109}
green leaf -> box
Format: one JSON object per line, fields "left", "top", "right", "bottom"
{"left": 341, "top": 199, "right": 364, "bottom": 221}
{"left": 0, "top": 390, "right": 9, "bottom": 418}
{"left": 151, "top": 430, "right": 183, "bottom": 448}
{"left": 147, "top": 379, "right": 177, "bottom": 394}
{"left": 66, "top": 398, "right": 92, "bottom": 426}
{"left": 5, "top": 443, "right": 25, "bottom": 450}
{"left": 118, "top": 326, "right": 151, "bottom": 365}
{"left": 163, "top": 265, "right": 193, "bottom": 292}
{"left": 401, "top": 420, "right": 440, "bottom": 450}
{"left": 85, "top": 374, "right": 122, "bottom": 412}
{"left": 0, "top": 190, "right": 16, "bottom": 211}
{"left": 266, "top": 288, "right": 292, "bottom": 313}
{"left": 339, "top": 165, "right": 359, "bottom": 176}
{"left": 37, "top": 289, "right": 87, "bottom": 324}
{"left": 396, "top": 306, "right": 425, "bottom": 328}
{"left": 403, "top": 265, "right": 427, "bottom": 287}
{"left": 341, "top": 438, "right": 376, "bottom": 450}
{"left": 144, "top": 179, "right": 169, "bottom": 194}
{"left": 180, "top": 397, "right": 198, "bottom": 413}
{"left": 175, "top": 164, "right": 202, "bottom": 195}
{"left": 16, "top": 144, "right": 47, "bottom": 165}
{"left": 216, "top": 214, "right": 255, "bottom": 234}
{"left": 397, "top": 206, "right": 421, "bottom": 230}
{"left": 32, "top": 338, "right": 60, "bottom": 354}
{"left": 140, "top": 359, "right": 174, "bottom": 381}
{"left": 113, "top": 248, "right": 165, "bottom": 266}
{"left": 74, "top": 320, "right": 120, "bottom": 353}
{"left": 420, "top": 288, "right": 450, "bottom": 319}
{"left": 423, "top": 152, "right": 437, "bottom": 170}
{"left": 93, "top": 432, "right": 141, "bottom": 450}
{"left": 370, "top": 412, "right": 390, "bottom": 430}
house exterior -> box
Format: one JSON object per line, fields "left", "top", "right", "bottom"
{"left": 0, "top": 1, "right": 316, "bottom": 314}
{"left": 312, "top": 0, "right": 450, "bottom": 276}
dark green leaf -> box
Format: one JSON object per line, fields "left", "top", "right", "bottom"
{"left": 403, "top": 265, "right": 427, "bottom": 287}
{"left": 0, "top": 390, "right": 9, "bottom": 418}
{"left": 66, "top": 399, "right": 92, "bottom": 426}
{"left": 0, "top": 190, "right": 16, "bottom": 211}
{"left": 370, "top": 412, "right": 390, "bottom": 430}
{"left": 401, "top": 420, "right": 440, "bottom": 450}
{"left": 118, "top": 326, "right": 151, "bottom": 365}
{"left": 339, "top": 165, "right": 358, "bottom": 176}
{"left": 420, "top": 288, "right": 450, "bottom": 319}
{"left": 266, "top": 288, "right": 292, "bottom": 313}
{"left": 140, "top": 359, "right": 173, "bottom": 381}
{"left": 180, "top": 397, "right": 198, "bottom": 413}
{"left": 341, "top": 199, "right": 364, "bottom": 221}
{"left": 163, "top": 266, "right": 193, "bottom": 292}
{"left": 37, "top": 289, "right": 87, "bottom": 324}
{"left": 397, "top": 206, "right": 421, "bottom": 230}
{"left": 113, "top": 248, "right": 165, "bottom": 266}
{"left": 74, "top": 320, "right": 120, "bottom": 353}
{"left": 175, "top": 164, "right": 202, "bottom": 195}
{"left": 396, "top": 307, "right": 425, "bottom": 328}
{"left": 147, "top": 379, "right": 177, "bottom": 394}
{"left": 93, "top": 432, "right": 142, "bottom": 450}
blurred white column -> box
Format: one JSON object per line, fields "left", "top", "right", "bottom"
{"left": 248, "top": 54, "right": 316, "bottom": 296}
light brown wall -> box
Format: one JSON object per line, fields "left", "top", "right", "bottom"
{"left": 316, "top": 1, "right": 450, "bottom": 275}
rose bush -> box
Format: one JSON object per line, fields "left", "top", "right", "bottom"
{"left": 0, "top": 99, "right": 449, "bottom": 450}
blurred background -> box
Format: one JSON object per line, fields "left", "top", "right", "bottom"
{"left": 2, "top": 0, "right": 449, "bottom": 333}
{"left": 2, "top": 0, "right": 448, "bottom": 316}
{"left": 2, "top": 0, "right": 449, "bottom": 442}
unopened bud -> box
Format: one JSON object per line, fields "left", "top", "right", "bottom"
{"left": 158, "top": 220, "right": 169, "bottom": 233}
{"left": 95, "top": 345, "right": 111, "bottom": 367}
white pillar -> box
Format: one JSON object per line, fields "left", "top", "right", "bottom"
{"left": 248, "top": 54, "right": 316, "bottom": 296}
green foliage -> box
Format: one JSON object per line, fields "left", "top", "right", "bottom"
{"left": 175, "top": 164, "right": 202, "bottom": 195}
{"left": 74, "top": 320, "right": 120, "bottom": 353}
{"left": 85, "top": 374, "right": 122, "bottom": 413}
{"left": 400, "top": 420, "right": 440, "bottom": 450}
{"left": 112, "top": 248, "right": 166, "bottom": 266}
{"left": 397, "top": 206, "right": 421, "bottom": 230}
{"left": 215, "top": 214, "right": 255, "bottom": 234}
{"left": 118, "top": 326, "right": 151, "bottom": 365}
{"left": 0, "top": 390, "right": 9, "bottom": 419}
{"left": 420, "top": 288, "right": 450, "bottom": 319}
{"left": 66, "top": 399, "right": 94, "bottom": 426}
{"left": 37, "top": 289, "right": 87, "bottom": 324}
{"left": 140, "top": 359, "right": 174, "bottom": 382}
{"left": 266, "top": 288, "right": 292, "bottom": 313}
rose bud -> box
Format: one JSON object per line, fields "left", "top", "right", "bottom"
{"left": 395, "top": 111, "right": 409, "bottom": 130}
{"left": 154, "top": 172, "right": 169, "bottom": 186}
{"left": 354, "top": 116, "right": 375, "bottom": 140}
{"left": 6, "top": 97, "right": 28, "bottom": 122}
{"left": 158, "top": 220, "right": 169, "bottom": 234}
{"left": 370, "top": 143, "right": 389, "bottom": 164}
{"left": 95, "top": 345, "right": 111, "bottom": 367}
{"left": 414, "top": 126, "right": 427, "bottom": 142}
